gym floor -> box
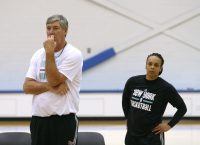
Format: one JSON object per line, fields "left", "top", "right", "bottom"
{"left": 0, "top": 120, "right": 199, "bottom": 145}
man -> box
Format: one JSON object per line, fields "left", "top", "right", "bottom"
{"left": 23, "top": 14, "right": 83, "bottom": 145}
{"left": 122, "top": 53, "right": 187, "bottom": 145}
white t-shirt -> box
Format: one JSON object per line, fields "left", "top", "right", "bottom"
{"left": 26, "top": 43, "right": 83, "bottom": 117}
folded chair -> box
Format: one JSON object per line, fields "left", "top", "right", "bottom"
{"left": 0, "top": 132, "right": 31, "bottom": 145}
{"left": 0, "top": 131, "right": 105, "bottom": 145}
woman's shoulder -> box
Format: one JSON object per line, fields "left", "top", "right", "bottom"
{"left": 127, "top": 75, "right": 145, "bottom": 83}
{"left": 158, "top": 77, "right": 175, "bottom": 90}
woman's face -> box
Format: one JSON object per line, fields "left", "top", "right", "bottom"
{"left": 146, "top": 56, "right": 162, "bottom": 80}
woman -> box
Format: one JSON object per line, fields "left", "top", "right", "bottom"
{"left": 122, "top": 53, "right": 187, "bottom": 145}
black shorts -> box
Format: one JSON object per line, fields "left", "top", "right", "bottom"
{"left": 30, "top": 113, "right": 78, "bottom": 145}
{"left": 125, "top": 132, "right": 165, "bottom": 145}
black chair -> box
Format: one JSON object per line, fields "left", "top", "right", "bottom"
{"left": 77, "top": 132, "right": 105, "bottom": 145}
{"left": 0, "top": 132, "right": 31, "bottom": 145}
{"left": 0, "top": 131, "right": 105, "bottom": 145}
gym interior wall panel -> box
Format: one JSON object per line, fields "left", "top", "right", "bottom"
{"left": 0, "top": 92, "right": 199, "bottom": 118}
{"left": 0, "top": 99, "right": 16, "bottom": 116}
{"left": 78, "top": 96, "right": 105, "bottom": 116}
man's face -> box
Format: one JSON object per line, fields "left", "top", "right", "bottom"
{"left": 46, "top": 21, "right": 67, "bottom": 45}
{"left": 146, "top": 56, "right": 162, "bottom": 80}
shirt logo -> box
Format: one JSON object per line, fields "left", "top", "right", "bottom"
{"left": 39, "top": 58, "right": 46, "bottom": 81}
{"left": 131, "top": 89, "right": 156, "bottom": 111}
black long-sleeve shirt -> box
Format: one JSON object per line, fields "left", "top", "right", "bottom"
{"left": 122, "top": 75, "right": 187, "bottom": 136}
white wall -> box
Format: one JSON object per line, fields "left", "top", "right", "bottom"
{"left": 0, "top": 92, "right": 199, "bottom": 118}
{"left": 0, "top": 0, "right": 200, "bottom": 91}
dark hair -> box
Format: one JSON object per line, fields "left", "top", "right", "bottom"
{"left": 46, "top": 14, "right": 68, "bottom": 32}
{"left": 146, "top": 53, "right": 164, "bottom": 75}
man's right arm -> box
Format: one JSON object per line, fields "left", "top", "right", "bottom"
{"left": 23, "top": 77, "right": 49, "bottom": 95}
{"left": 23, "top": 77, "right": 69, "bottom": 96}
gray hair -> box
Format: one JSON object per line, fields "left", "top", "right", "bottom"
{"left": 46, "top": 14, "right": 68, "bottom": 32}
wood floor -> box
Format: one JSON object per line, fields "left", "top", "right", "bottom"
{"left": 0, "top": 120, "right": 200, "bottom": 145}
